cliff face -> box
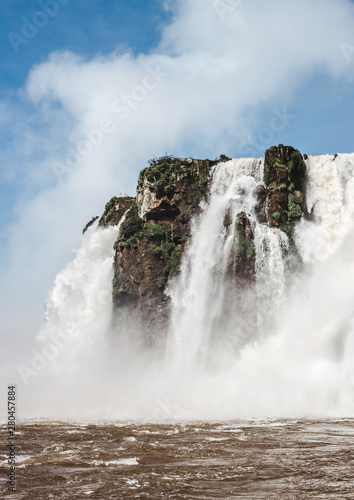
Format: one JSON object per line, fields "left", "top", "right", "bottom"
{"left": 89, "top": 146, "right": 307, "bottom": 342}
{"left": 98, "top": 197, "right": 135, "bottom": 228}
{"left": 111, "top": 156, "right": 216, "bottom": 341}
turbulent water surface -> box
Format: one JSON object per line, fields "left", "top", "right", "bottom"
{"left": 1, "top": 419, "right": 354, "bottom": 499}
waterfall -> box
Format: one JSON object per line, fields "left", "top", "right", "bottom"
{"left": 297, "top": 154, "right": 354, "bottom": 262}
{"left": 22, "top": 153, "right": 354, "bottom": 419}
{"left": 166, "top": 159, "right": 261, "bottom": 369}
{"left": 162, "top": 153, "right": 354, "bottom": 417}
{"left": 166, "top": 158, "right": 290, "bottom": 369}
{"left": 36, "top": 218, "right": 125, "bottom": 380}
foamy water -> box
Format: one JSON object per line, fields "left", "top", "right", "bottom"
{"left": 1, "top": 420, "right": 354, "bottom": 498}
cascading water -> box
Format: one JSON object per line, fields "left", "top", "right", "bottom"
{"left": 167, "top": 158, "right": 262, "bottom": 370}
{"left": 21, "top": 153, "right": 354, "bottom": 420}
{"left": 166, "top": 157, "right": 291, "bottom": 370}
{"left": 21, "top": 218, "right": 126, "bottom": 417}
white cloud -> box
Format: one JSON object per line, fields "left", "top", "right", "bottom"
{"left": 1, "top": 0, "right": 354, "bottom": 360}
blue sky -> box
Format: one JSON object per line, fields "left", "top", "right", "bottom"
{"left": 1, "top": 0, "right": 354, "bottom": 355}
{"left": 0, "top": 0, "right": 170, "bottom": 239}
{"left": 0, "top": 1, "right": 170, "bottom": 89}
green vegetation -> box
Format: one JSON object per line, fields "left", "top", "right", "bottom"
{"left": 287, "top": 150, "right": 307, "bottom": 177}
{"left": 287, "top": 193, "right": 303, "bottom": 221}
{"left": 215, "top": 154, "right": 232, "bottom": 163}
{"left": 265, "top": 147, "right": 307, "bottom": 234}
{"left": 119, "top": 207, "right": 169, "bottom": 250}
{"left": 148, "top": 243, "right": 163, "bottom": 258}
{"left": 274, "top": 183, "right": 287, "bottom": 192}
{"left": 234, "top": 227, "right": 255, "bottom": 271}
{"left": 98, "top": 196, "right": 134, "bottom": 228}
{"left": 153, "top": 236, "right": 182, "bottom": 290}
{"left": 157, "top": 275, "right": 168, "bottom": 290}
{"left": 236, "top": 229, "right": 255, "bottom": 259}
{"left": 278, "top": 221, "right": 292, "bottom": 234}
{"left": 265, "top": 147, "right": 306, "bottom": 185}
{"left": 145, "top": 222, "right": 165, "bottom": 240}
{"left": 138, "top": 155, "right": 211, "bottom": 197}
{"left": 102, "top": 196, "right": 121, "bottom": 214}
{"left": 274, "top": 159, "right": 287, "bottom": 169}
{"left": 116, "top": 199, "right": 184, "bottom": 291}
{"left": 119, "top": 204, "right": 145, "bottom": 246}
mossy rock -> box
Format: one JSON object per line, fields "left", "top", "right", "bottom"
{"left": 138, "top": 155, "right": 212, "bottom": 196}
{"left": 236, "top": 229, "right": 255, "bottom": 259}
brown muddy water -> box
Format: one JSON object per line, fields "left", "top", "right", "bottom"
{"left": 1, "top": 419, "right": 354, "bottom": 499}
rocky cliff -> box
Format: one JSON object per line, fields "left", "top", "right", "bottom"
{"left": 88, "top": 146, "right": 307, "bottom": 342}
{"left": 103, "top": 156, "right": 221, "bottom": 342}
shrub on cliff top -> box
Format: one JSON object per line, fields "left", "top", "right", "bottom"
{"left": 287, "top": 150, "right": 306, "bottom": 176}
{"left": 98, "top": 196, "right": 134, "bottom": 228}
{"left": 138, "top": 155, "right": 211, "bottom": 195}
{"left": 215, "top": 154, "right": 231, "bottom": 163}
{"left": 119, "top": 204, "right": 145, "bottom": 244}
{"left": 102, "top": 196, "right": 129, "bottom": 215}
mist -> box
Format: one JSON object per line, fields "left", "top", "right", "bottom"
{"left": 2, "top": 0, "right": 354, "bottom": 414}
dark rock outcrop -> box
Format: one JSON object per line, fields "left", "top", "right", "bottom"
{"left": 264, "top": 145, "right": 307, "bottom": 234}
{"left": 111, "top": 156, "right": 214, "bottom": 340}
{"left": 98, "top": 196, "right": 135, "bottom": 228}
{"left": 234, "top": 212, "right": 256, "bottom": 288}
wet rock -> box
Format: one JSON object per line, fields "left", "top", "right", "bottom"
{"left": 98, "top": 197, "right": 135, "bottom": 228}
{"left": 111, "top": 156, "right": 214, "bottom": 343}
{"left": 234, "top": 212, "right": 255, "bottom": 288}
{"left": 264, "top": 145, "right": 307, "bottom": 233}
{"left": 254, "top": 185, "right": 268, "bottom": 224}
{"left": 224, "top": 208, "right": 233, "bottom": 227}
